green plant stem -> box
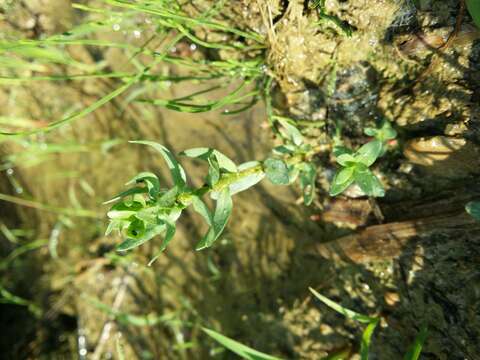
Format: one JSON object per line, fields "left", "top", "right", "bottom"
{"left": 176, "top": 153, "right": 307, "bottom": 206}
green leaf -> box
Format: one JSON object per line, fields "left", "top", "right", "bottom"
{"left": 130, "top": 141, "right": 187, "bottom": 187}
{"left": 103, "top": 187, "right": 147, "bottom": 205}
{"left": 180, "top": 147, "right": 212, "bottom": 158}
{"left": 192, "top": 196, "right": 216, "bottom": 250}
{"left": 207, "top": 156, "right": 221, "bottom": 187}
{"left": 196, "top": 187, "right": 232, "bottom": 250}
{"left": 158, "top": 186, "right": 179, "bottom": 207}
{"left": 202, "top": 327, "right": 283, "bottom": 360}
{"left": 126, "top": 172, "right": 160, "bottom": 198}
{"left": 360, "top": 319, "right": 379, "bottom": 360}
{"left": 309, "top": 287, "right": 378, "bottom": 324}
{"left": 466, "top": 0, "right": 480, "bottom": 29}
{"left": 364, "top": 127, "right": 377, "bottom": 137}
{"left": 299, "top": 163, "right": 316, "bottom": 206}
{"left": 466, "top": 201, "right": 480, "bottom": 221}
{"left": 126, "top": 217, "right": 146, "bottom": 239}
{"left": 212, "top": 187, "right": 233, "bottom": 241}
{"left": 181, "top": 147, "right": 237, "bottom": 172}
{"left": 329, "top": 167, "right": 355, "bottom": 196}
{"left": 159, "top": 222, "right": 176, "bottom": 250}
{"left": 333, "top": 146, "right": 353, "bottom": 157}
{"left": 229, "top": 173, "right": 265, "bottom": 196}
{"left": 336, "top": 153, "right": 356, "bottom": 166}
{"left": 364, "top": 121, "right": 397, "bottom": 142}
{"left": 107, "top": 201, "right": 143, "bottom": 219}
{"left": 117, "top": 220, "right": 167, "bottom": 252}
{"left": 107, "top": 209, "right": 137, "bottom": 220}
{"left": 213, "top": 150, "right": 237, "bottom": 173}
{"left": 288, "top": 165, "right": 300, "bottom": 184}
{"left": 117, "top": 236, "right": 150, "bottom": 252}
{"left": 403, "top": 326, "right": 428, "bottom": 360}
{"left": 196, "top": 228, "right": 216, "bottom": 250}
{"left": 355, "top": 140, "right": 382, "bottom": 167}
{"left": 210, "top": 161, "right": 264, "bottom": 197}
{"left": 192, "top": 196, "right": 213, "bottom": 226}
{"left": 273, "top": 145, "right": 296, "bottom": 155}
{"left": 147, "top": 214, "right": 179, "bottom": 265}
{"left": 105, "top": 219, "right": 126, "bottom": 236}
{"left": 354, "top": 167, "right": 385, "bottom": 197}
{"left": 264, "top": 158, "right": 290, "bottom": 185}
{"left": 134, "top": 206, "right": 159, "bottom": 224}
{"left": 276, "top": 117, "right": 303, "bottom": 146}
{"left": 380, "top": 122, "right": 397, "bottom": 141}
{"left": 237, "top": 161, "right": 261, "bottom": 172}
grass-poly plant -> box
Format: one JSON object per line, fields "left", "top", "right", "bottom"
{"left": 330, "top": 121, "right": 397, "bottom": 197}
{"left": 106, "top": 118, "right": 315, "bottom": 260}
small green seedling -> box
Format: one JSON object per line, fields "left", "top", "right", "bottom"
{"left": 309, "top": 287, "right": 379, "bottom": 360}
{"left": 364, "top": 121, "right": 397, "bottom": 148}
{"left": 329, "top": 140, "right": 385, "bottom": 197}
{"left": 309, "top": 287, "right": 427, "bottom": 360}
{"left": 105, "top": 119, "right": 316, "bottom": 261}
{"left": 330, "top": 121, "right": 396, "bottom": 197}
{"left": 202, "top": 327, "right": 283, "bottom": 360}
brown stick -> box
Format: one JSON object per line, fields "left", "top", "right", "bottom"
{"left": 315, "top": 213, "right": 480, "bottom": 263}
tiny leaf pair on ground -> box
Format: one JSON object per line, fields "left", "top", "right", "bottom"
{"left": 330, "top": 140, "right": 385, "bottom": 197}
{"left": 330, "top": 121, "right": 396, "bottom": 197}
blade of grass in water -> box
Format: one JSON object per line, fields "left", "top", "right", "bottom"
{"left": 0, "top": 193, "right": 100, "bottom": 218}
{"left": 99, "top": 0, "right": 264, "bottom": 43}
{"left": 0, "top": 72, "right": 220, "bottom": 85}
{"left": 84, "top": 294, "right": 178, "bottom": 327}
{"left": 0, "top": 116, "right": 46, "bottom": 130}
{"left": 309, "top": 287, "right": 380, "bottom": 360}
{"left": 360, "top": 319, "right": 379, "bottom": 360}
{"left": 0, "top": 80, "right": 132, "bottom": 137}
{"left": 0, "top": 285, "right": 42, "bottom": 317}
{"left": 0, "top": 239, "right": 48, "bottom": 270}
{"left": 0, "top": 222, "right": 17, "bottom": 243}
{"left": 202, "top": 327, "right": 283, "bottom": 360}
{"left": 403, "top": 326, "right": 428, "bottom": 360}
{"left": 0, "top": 33, "right": 184, "bottom": 137}
{"left": 139, "top": 82, "right": 259, "bottom": 113}
{"left": 309, "top": 287, "right": 377, "bottom": 323}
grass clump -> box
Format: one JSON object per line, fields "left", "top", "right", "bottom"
{"left": 0, "top": 0, "right": 266, "bottom": 137}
